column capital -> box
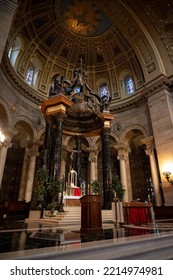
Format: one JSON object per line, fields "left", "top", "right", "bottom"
{"left": 145, "top": 149, "right": 154, "bottom": 156}
{"left": 141, "top": 136, "right": 155, "bottom": 156}
{"left": 54, "top": 112, "right": 66, "bottom": 122}
{"left": 3, "top": 127, "right": 18, "bottom": 144}
{"left": 115, "top": 143, "right": 130, "bottom": 161}
{"left": 141, "top": 136, "right": 155, "bottom": 149}
{"left": 0, "top": 141, "right": 12, "bottom": 149}
{"left": 45, "top": 115, "right": 53, "bottom": 123}
{"left": 87, "top": 146, "right": 97, "bottom": 153}
{"left": 27, "top": 141, "right": 40, "bottom": 157}
{"left": 28, "top": 150, "right": 39, "bottom": 158}
{"left": 88, "top": 147, "right": 97, "bottom": 162}
{"left": 101, "top": 127, "right": 111, "bottom": 136}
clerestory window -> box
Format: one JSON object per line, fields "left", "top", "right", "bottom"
{"left": 99, "top": 83, "right": 109, "bottom": 98}
{"left": 124, "top": 77, "right": 135, "bottom": 95}
{"left": 26, "top": 65, "right": 34, "bottom": 85}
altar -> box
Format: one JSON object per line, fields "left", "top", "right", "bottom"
{"left": 64, "top": 195, "right": 81, "bottom": 206}
{"left": 123, "top": 202, "right": 154, "bottom": 224}
{"left": 112, "top": 201, "right": 154, "bottom": 225}
{"left": 63, "top": 167, "right": 82, "bottom": 206}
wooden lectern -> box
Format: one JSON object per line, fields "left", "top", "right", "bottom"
{"left": 80, "top": 195, "right": 103, "bottom": 233}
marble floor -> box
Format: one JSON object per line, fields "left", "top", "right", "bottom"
{"left": 0, "top": 217, "right": 173, "bottom": 260}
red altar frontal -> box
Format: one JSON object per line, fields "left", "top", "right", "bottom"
{"left": 112, "top": 201, "right": 154, "bottom": 225}
{"left": 64, "top": 187, "right": 82, "bottom": 206}
{"left": 123, "top": 202, "right": 154, "bottom": 224}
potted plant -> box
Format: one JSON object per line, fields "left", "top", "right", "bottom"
{"left": 91, "top": 180, "right": 102, "bottom": 195}
{"left": 47, "top": 177, "right": 61, "bottom": 215}
{"left": 111, "top": 175, "right": 126, "bottom": 225}
{"left": 112, "top": 175, "right": 126, "bottom": 201}
{"left": 46, "top": 202, "right": 58, "bottom": 216}
{"left": 29, "top": 167, "right": 48, "bottom": 219}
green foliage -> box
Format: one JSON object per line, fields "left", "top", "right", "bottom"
{"left": 91, "top": 180, "right": 102, "bottom": 195}
{"left": 112, "top": 175, "right": 126, "bottom": 201}
{"left": 33, "top": 167, "right": 65, "bottom": 212}
{"left": 46, "top": 202, "right": 58, "bottom": 210}
{"left": 47, "top": 177, "right": 62, "bottom": 201}
{"left": 34, "top": 167, "right": 48, "bottom": 202}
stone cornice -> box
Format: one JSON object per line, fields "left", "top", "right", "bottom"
{"left": 110, "top": 74, "right": 173, "bottom": 113}
{"left": 1, "top": 53, "right": 44, "bottom": 105}
{"left": 110, "top": 94, "right": 146, "bottom": 113}
{"left": 140, "top": 75, "right": 173, "bottom": 98}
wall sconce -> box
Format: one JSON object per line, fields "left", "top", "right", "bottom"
{"left": 0, "top": 128, "right": 5, "bottom": 144}
{"left": 163, "top": 171, "right": 173, "bottom": 185}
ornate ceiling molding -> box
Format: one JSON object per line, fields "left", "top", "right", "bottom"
{"left": 1, "top": 53, "right": 43, "bottom": 105}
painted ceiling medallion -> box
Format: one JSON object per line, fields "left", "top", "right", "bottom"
{"left": 60, "top": 0, "right": 113, "bottom": 36}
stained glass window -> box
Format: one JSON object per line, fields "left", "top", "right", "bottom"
{"left": 100, "top": 83, "right": 109, "bottom": 98}
{"left": 26, "top": 65, "right": 34, "bottom": 85}
{"left": 74, "top": 86, "right": 80, "bottom": 94}
{"left": 125, "top": 77, "right": 134, "bottom": 95}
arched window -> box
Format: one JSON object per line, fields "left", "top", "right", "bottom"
{"left": 99, "top": 83, "right": 109, "bottom": 98}
{"left": 8, "top": 37, "right": 22, "bottom": 67}
{"left": 26, "top": 64, "right": 34, "bottom": 85}
{"left": 26, "top": 62, "right": 40, "bottom": 87}
{"left": 74, "top": 86, "right": 80, "bottom": 94}
{"left": 124, "top": 77, "right": 135, "bottom": 95}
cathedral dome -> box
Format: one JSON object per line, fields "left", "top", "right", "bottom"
{"left": 2, "top": 0, "right": 149, "bottom": 111}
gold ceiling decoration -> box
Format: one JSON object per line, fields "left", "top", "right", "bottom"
{"left": 60, "top": 0, "right": 113, "bottom": 36}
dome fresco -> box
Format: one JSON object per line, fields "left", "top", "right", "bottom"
{"left": 3, "top": 0, "right": 173, "bottom": 108}
{"left": 60, "top": 0, "right": 113, "bottom": 36}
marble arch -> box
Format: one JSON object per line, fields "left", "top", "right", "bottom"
{"left": 0, "top": 101, "right": 13, "bottom": 127}
{"left": 13, "top": 118, "right": 36, "bottom": 141}
{"left": 120, "top": 124, "right": 148, "bottom": 144}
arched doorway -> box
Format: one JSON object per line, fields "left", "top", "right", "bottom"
{"left": 128, "top": 130, "right": 153, "bottom": 202}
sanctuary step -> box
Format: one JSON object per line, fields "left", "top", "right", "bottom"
{"left": 44, "top": 206, "right": 113, "bottom": 226}
{"left": 52, "top": 206, "right": 113, "bottom": 225}
{"left": 26, "top": 206, "right": 114, "bottom": 226}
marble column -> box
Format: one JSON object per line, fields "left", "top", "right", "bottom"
{"left": 24, "top": 143, "right": 39, "bottom": 202}
{"left": 117, "top": 144, "right": 130, "bottom": 202}
{"left": 0, "top": 128, "right": 16, "bottom": 188}
{"left": 88, "top": 147, "right": 97, "bottom": 193}
{"left": 142, "top": 136, "right": 163, "bottom": 206}
{"left": 60, "top": 146, "right": 66, "bottom": 179}
{"left": 18, "top": 145, "right": 29, "bottom": 201}
{"left": 0, "top": 142, "right": 10, "bottom": 188}
{"left": 102, "top": 128, "right": 112, "bottom": 209}
{"left": 44, "top": 115, "right": 53, "bottom": 175}
{"left": 76, "top": 135, "right": 82, "bottom": 187}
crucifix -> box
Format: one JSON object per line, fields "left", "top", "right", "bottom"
{"left": 79, "top": 57, "right": 84, "bottom": 67}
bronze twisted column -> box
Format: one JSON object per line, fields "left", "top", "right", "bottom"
{"left": 41, "top": 95, "right": 73, "bottom": 179}
{"left": 44, "top": 115, "right": 53, "bottom": 176}
{"left": 54, "top": 113, "right": 65, "bottom": 179}
{"left": 101, "top": 127, "right": 112, "bottom": 210}
{"left": 76, "top": 135, "right": 82, "bottom": 188}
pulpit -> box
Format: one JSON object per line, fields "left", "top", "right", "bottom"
{"left": 80, "top": 195, "right": 103, "bottom": 233}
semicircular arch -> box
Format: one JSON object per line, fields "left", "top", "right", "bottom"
{"left": 120, "top": 124, "right": 148, "bottom": 145}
